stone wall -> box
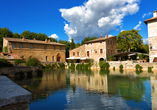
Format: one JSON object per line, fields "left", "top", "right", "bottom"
{"left": 70, "top": 45, "right": 86, "bottom": 58}
{"left": 108, "top": 61, "right": 157, "bottom": 71}
{"left": 69, "top": 36, "right": 117, "bottom": 63}
{"left": 0, "top": 66, "right": 41, "bottom": 77}
{"left": 10, "top": 42, "right": 66, "bottom": 62}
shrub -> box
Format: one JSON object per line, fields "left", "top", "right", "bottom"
{"left": 0, "top": 58, "right": 13, "bottom": 68}
{"left": 45, "top": 64, "right": 51, "bottom": 69}
{"left": 26, "top": 57, "right": 41, "bottom": 66}
{"left": 113, "top": 67, "right": 115, "bottom": 71}
{"left": 119, "top": 64, "right": 123, "bottom": 70}
{"left": 51, "top": 63, "right": 56, "bottom": 69}
{"left": 3, "top": 46, "right": 7, "bottom": 52}
{"left": 14, "top": 59, "right": 24, "bottom": 65}
{"left": 148, "top": 66, "right": 153, "bottom": 73}
{"left": 58, "top": 63, "right": 65, "bottom": 69}
{"left": 69, "top": 63, "right": 75, "bottom": 69}
{"left": 135, "top": 64, "right": 143, "bottom": 71}
{"left": 99, "top": 61, "right": 110, "bottom": 70}
{"left": 139, "top": 53, "right": 144, "bottom": 60}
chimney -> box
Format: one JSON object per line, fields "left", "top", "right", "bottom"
{"left": 105, "top": 35, "right": 108, "bottom": 38}
{"left": 48, "top": 39, "right": 51, "bottom": 42}
{"left": 100, "top": 36, "right": 102, "bottom": 38}
{"left": 153, "top": 11, "right": 157, "bottom": 17}
{"left": 22, "top": 36, "right": 25, "bottom": 41}
{"left": 45, "top": 39, "right": 48, "bottom": 43}
{"left": 33, "top": 38, "right": 36, "bottom": 40}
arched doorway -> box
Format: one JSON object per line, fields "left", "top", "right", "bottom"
{"left": 57, "top": 53, "right": 61, "bottom": 62}
{"left": 99, "top": 58, "right": 105, "bottom": 62}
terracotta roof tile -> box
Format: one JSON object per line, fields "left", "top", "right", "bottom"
{"left": 3, "top": 37, "right": 65, "bottom": 46}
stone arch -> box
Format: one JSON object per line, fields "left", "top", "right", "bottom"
{"left": 99, "top": 58, "right": 105, "bottom": 62}
{"left": 57, "top": 53, "right": 61, "bottom": 62}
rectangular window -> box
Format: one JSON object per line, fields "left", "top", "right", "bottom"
{"left": 73, "top": 52, "right": 75, "bottom": 56}
{"left": 30, "top": 45, "right": 33, "bottom": 49}
{"left": 87, "top": 51, "right": 89, "bottom": 57}
{"left": 111, "top": 50, "right": 112, "bottom": 55}
{"left": 91, "top": 50, "right": 93, "bottom": 54}
{"left": 108, "top": 49, "right": 110, "bottom": 55}
{"left": 12, "top": 43, "right": 15, "bottom": 49}
{"left": 100, "top": 49, "right": 103, "bottom": 54}
{"left": 60, "top": 47, "right": 61, "bottom": 51}
{"left": 77, "top": 52, "right": 79, "bottom": 56}
{"left": 54, "top": 46, "right": 55, "bottom": 50}
{"left": 44, "top": 46, "right": 46, "bottom": 50}
{"left": 52, "top": 56, "right": 54, "bottom": 61}
{"left": 46, "top": 56, "right": 48, "bottom": 61}
{"left": 20, "top": 44, "right": 22, "bottom": 49}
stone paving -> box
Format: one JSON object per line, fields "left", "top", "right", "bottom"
{"left": 0, "top": 76, "right": 31, "bottom": 108}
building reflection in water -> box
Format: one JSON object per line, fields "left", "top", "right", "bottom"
{"left": 151, "top": 76, "right": 157, "bottom": 110}
{"left": 70, "top": 70, "right": 108, "bottom": 94}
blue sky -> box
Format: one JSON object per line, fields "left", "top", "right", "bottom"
{"left": 0, "top": 0, "right": 156, "bottom": 44}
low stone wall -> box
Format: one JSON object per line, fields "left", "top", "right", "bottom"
{"left": 0, "top": 76, "right": 31, "bottom": 110}
{"left": 0, "top": 66, "right": 41, "bottom": 77}
{"left": 41, "top": 61, "right": 65, "bottom": 66}
{"left": 108, "top": 61, "right": 157, "bottom": 71}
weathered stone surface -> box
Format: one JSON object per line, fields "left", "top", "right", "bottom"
{"left": 0, "top": 76, "right": 32, "bottom": 107}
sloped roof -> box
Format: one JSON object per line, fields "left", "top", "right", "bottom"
{"left": 3, "top": 37, "right": 65, "bottom": 46}
{"left": 144, "top": 17, "right": 157, "bottom": 25}
{"left": 84, "top": 36, "right": 116, "bottom": 44}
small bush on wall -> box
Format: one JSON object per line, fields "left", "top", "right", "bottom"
{"left": 26, "top": 57, "right": 41, "bottom": 66}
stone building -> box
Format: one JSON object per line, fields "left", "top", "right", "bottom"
{"left": 68, "top": 35, "right": 117, "bottom": 63}
{"left": 3, "top": 37, "right": 66, "bottom": 62}
{"left": 144, "top": 11, "right": 157, "bottom": 63}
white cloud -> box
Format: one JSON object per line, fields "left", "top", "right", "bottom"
{"left": 49, "top": 34, "right": 59, "bottom": 39}
{"left": 134, "top": 21, "right": 141, "bottom": 30}
{"left": 142, "top": 12, "right": 152, "bottom": 18}
{"left": 120, "top": 29, "right": 125, "bottom": 32}
{"left": 143, "top": 38, "right": 149, "bottom": 44}
{"left": 60, "top": 0, "right": 140, "bottom": 41}
{"left": 108, "top": 34, "right": 113, "bottom": 37}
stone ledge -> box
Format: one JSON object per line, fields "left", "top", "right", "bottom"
{"left": 0, "top": 76, "right": 32, "bottom": 107}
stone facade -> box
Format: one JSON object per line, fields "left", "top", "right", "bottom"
{"left": 3, "top": 37, "right": 66, "bottom": 62}
{"left": 144, "top": 11, "right": 157, "bottom": 63}
{"left": 69, "top": 36, "right": 117, "bottom": 62}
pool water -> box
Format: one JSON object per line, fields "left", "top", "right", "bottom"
{"left": 12, "top": 69, "right": 156, "bottom": 110}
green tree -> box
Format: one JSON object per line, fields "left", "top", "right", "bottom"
{"left": 117, "top": 29, "right": 143, "bottom": 52}
{"left": 0, "top": 27, "right": 13, "bottom": 51}
{"left": 21, "top": 30, "right": 32, "bottom": 39}
{"left": 49, "top": 37, "right": 57, "bottom": 42}
{"left": 13, "top": 33, "right": 23, "bottom": 38}
{"left": 59, "top": 40, "right": 70, "bottom": 58}
{"left": 70, "top": 38, "right": 75, "bottom": 50}
{"left": 81, "top": 36, "right": 98, "bottom": 45}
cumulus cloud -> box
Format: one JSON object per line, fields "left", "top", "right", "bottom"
{"left": 60, "top": 0, "right": 140, "bottom": 41}
{"left": 142, "top": 12, "right": 152, "bottom": 18}
{"left": 134, "top": 21, "right": 141, "bottom": 30}
{"left": 49, "top": 34, "right": 59, "bottom": 39}
{"left": 143, "top": 38, "right": 149, "bottom": 44}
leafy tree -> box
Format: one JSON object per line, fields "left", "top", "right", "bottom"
{"left": 81, "top": 36, "right": 98, "bottom": 45}
{"left": 49, "top": 37, "right": 57, "bottom": 42}
{"left": 59, "top": 40, "right": 70, "bottom": 58}
{"left": 75, "top": 43, "right": 81, "bottom": 48}
{"left": 70, "top": 38, "right": 75, "bottom": 50}
{"left": 117, "top": 29, "right": 143, "bottom": 52}
{"left": 0, "top": 27, "right": 13, "bottom": 51}
{"left": 13, "top": 33, "right": 22, "bottom": 38}
{"left": 21, "top": 30, "right": 32, "bottom": 39}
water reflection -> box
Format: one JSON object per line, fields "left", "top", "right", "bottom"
{"left": 11, "top": 69, "right": 157, "bottom": 110}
